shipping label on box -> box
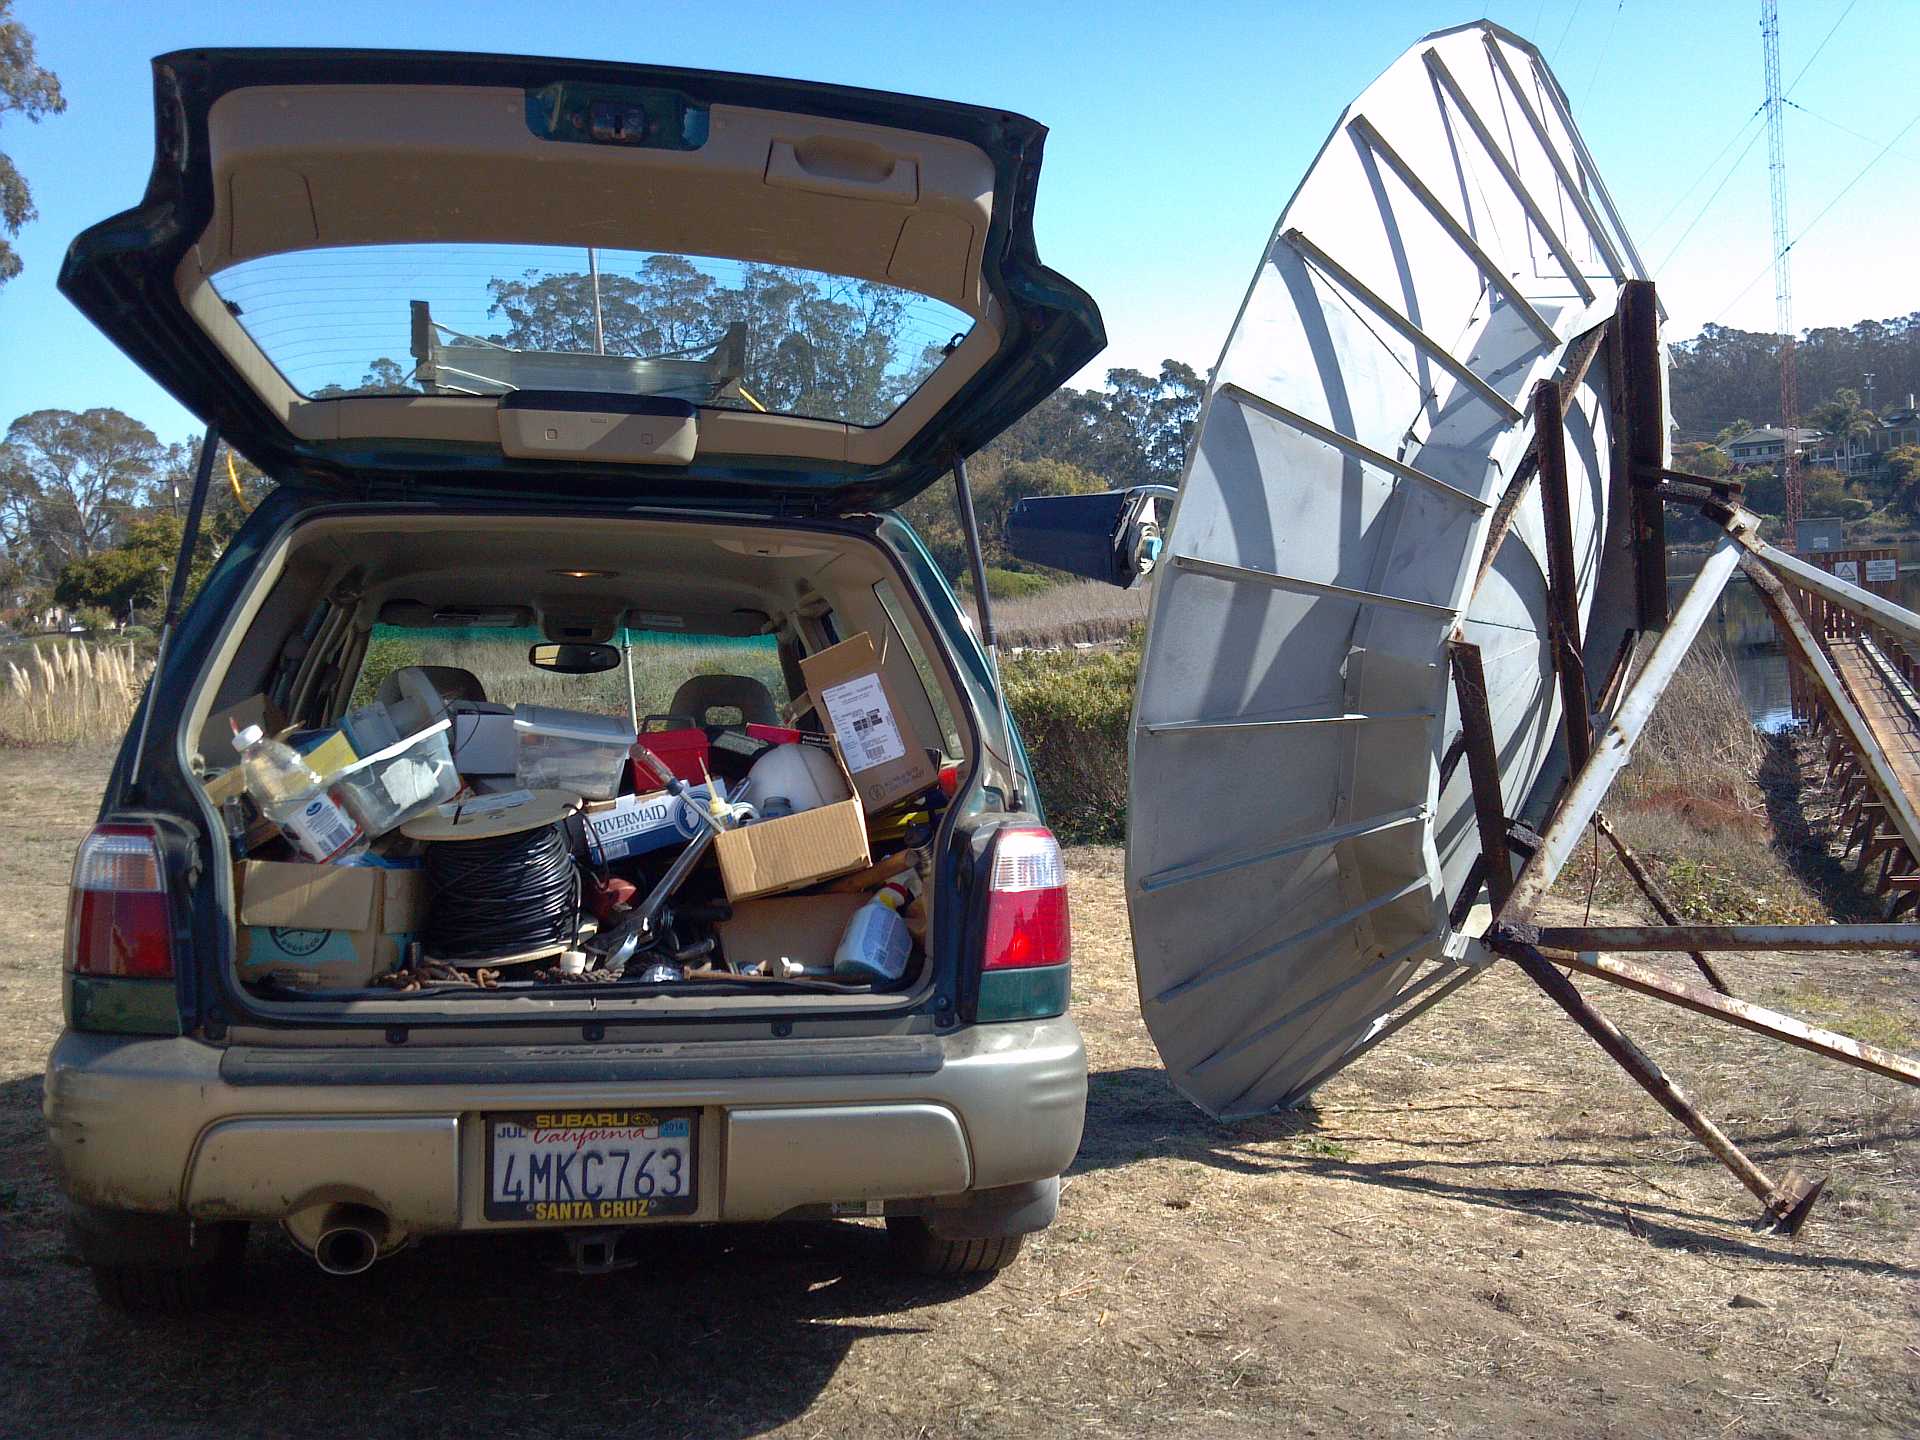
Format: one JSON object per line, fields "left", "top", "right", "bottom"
{"left": 584, "top": 784, "right": 722, "bottom": 862}
{"left": 798, "top": 632, "right": 939, "bottom": 812}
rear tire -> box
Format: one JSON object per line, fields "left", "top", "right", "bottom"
{"left": 885, "top": 1216, "right": 1025, "bottom": 1276}
{"left": 91, "top": 1255, "right": 237, "bottom": 1314}
{"left": 76, "top": 1214, "right": 247, "bottom": 1315}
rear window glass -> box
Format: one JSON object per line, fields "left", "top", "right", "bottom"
{"left": 209, "top": 243, "right": 973, "bottom": 426}
{"left": 352, "top": 624, "right": 785, "bottom": 724}
{"left": 874, "top": 580, "right": 963, "bottom": 759}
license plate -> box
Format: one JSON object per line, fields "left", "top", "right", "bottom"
{"left": 485, "top": 1109, "right": 697, "bottom": 1223}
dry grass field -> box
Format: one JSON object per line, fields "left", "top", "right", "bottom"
{"left": 0, "top": 745, "right": 1915, "bottom": 1438}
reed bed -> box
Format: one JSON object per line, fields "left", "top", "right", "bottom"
{"left": 982, "top": 579, "right": 1150, "bottom": 650}
{"left": 1616, "top": 638, "right": 1766, "bottom": 827}
{"left": 352, "top": 630, "right": 788, "bottom": 722}
{"left": 0, "top": 641, "right": 151, "bottom": 747}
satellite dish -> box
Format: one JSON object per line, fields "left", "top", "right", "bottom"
{"left": 1129, "top": 22, "right": 1658, "bottom": 1118}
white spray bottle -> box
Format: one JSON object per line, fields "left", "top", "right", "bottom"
{"left": 832, "top": 871, "right": 920, "bottom": 982}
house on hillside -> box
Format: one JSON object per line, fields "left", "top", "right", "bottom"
{"left": 1716, "top": 405, "right": 1917, "bottom": 479}
{"left": 1868, "top": 397, "right": 1920, "bottom": 461}
{"left": 1723, "top": 426, "right": 1812, "bottom": 471}
{"left": 1807, "top": 431, "right": 1877, "bottom": 477}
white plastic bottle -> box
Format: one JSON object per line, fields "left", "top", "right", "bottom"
{"left": 233, "top": 724, "right": 365, "bottom": 863}
{"left": 832, "top": 874, "right": 916, "bottom": 982}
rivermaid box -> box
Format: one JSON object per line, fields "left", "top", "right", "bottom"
{"left": 235, "top": 860, "right": 426, "bottom": 990}
{"left": 582, "top": 783, "right": 725, "bottom": 862}
{"left": 797, "top": 632, "right": 939, "bottom": 813}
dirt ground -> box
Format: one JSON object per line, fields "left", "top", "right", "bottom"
{"left": 0, "top": 747, "right": 1915, "bottom": 1439}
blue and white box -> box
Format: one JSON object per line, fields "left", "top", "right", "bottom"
{"left": 583, "top": 783, "right": 725, "bottom": 862}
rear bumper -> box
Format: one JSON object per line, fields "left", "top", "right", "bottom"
{"left": 43, "top": 1019, "right": 1085, "bottom": 1235}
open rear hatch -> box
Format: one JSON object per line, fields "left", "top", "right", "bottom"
{"left": 60, "top": 48, "right": 1102, "bottom": 511}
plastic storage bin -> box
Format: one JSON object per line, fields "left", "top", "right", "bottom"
{"left": 334, "top": 719, "right": 459, "bottom": 837}
{"left": 632, "top": 721, "right": 710, "bottom": 790}
{"left": 514, "top": 705, "right": 634, "bottom": 800}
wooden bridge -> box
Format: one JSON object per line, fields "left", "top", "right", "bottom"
{"left": 1780, "top": 547, "right": 1920, "bottom": 915}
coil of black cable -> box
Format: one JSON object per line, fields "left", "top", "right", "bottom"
{"left": 423, "top": 822, "right": 581, "bottom": 962}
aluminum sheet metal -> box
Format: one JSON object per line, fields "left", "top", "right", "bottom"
{"left": 1129, "top": 22, "right": 1658, "bottom": 1117}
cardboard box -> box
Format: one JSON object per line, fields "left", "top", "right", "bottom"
{"left": 716, "top": 893, "right": 865, "bottom": 973}
{"left": 714, "top": 745, "right": 869, "bottom": 900}
{"left": 235, "top": 860, "right": 426, "bottom": 990}
{"left": 584, "top": 784, "right": 723, "bottom": 862}
{"left": 798, "top": 632, "right": 939, "bottom": 812}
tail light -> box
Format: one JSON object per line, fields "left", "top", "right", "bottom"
{"left": 982, "top": 826, "right": 1070, "bottom": 970}
{"left": 66, "top": 823, "right": 174, "bottom": 979}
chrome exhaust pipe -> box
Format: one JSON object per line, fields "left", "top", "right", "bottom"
{"left": 310, "top": 1204, "right": 389, "bottom": 1276}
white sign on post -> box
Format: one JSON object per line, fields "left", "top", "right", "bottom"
{"left": 1832, "top": 560, "right": 1860, "bottom": 583}
{"left": 1865, "top": 557, "right": 1898, "bottom": 583}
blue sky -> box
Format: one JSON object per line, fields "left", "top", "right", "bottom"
{"left": 3, "top": 0, "right": 1916, "bottom": 445}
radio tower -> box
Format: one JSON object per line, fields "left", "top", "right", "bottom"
{"left": 1762, "top": 1, "right": 1801, "bottom": 546}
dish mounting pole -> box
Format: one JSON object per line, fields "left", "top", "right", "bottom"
{"left": 1451, "top": 281, "right": 1920, "bottom": 1234}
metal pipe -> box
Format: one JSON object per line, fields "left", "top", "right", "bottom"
{"left": 1500, "top": 532, "right": 1745, "bottom": 924}
{"left": 1542, "top": 947, "right": 1920, "bottom": 1087}
{"left": 1519, "top": 923, "right": 1920, "bottom": 952}
{"left": 128, "top": 423, "right": 220, "bottom": 797}
{"left": 1743, "top": 554, "right": 1920, "bottom": 858}
{"left": 310, "top": 1204, "right": 389, "bottom": 1276}
{"left": 952, "top": 453, "right": 998, "bottom": 659}
{"left": 1447, "top": 640, "right": 1514, "bottom": 911}
{"left": 1532, "top": 379, "right": 1592, "bottom": 773}
{"left": 1591, "top": 812, "right": 1730, "bottom": 993}
{"left": 1469, "top": 323, "right": 1608, "bottom": 600}
{"left": 952, "top": 451, "right": 1022, "bottom": 805}
{"left": 1499, "top": 939, "right": 1824, "bottom": 1234}
{"left": 588, "top": 246, "right": 605, "bottom": 355}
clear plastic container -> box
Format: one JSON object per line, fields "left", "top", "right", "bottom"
{"left": 514, "top": 704, "right": 634, "bottom": 800}
{"left": 333, "top": 718, "right": 459, "bottom": 837}
{"left": 233, "top": 723, "right": 365, "bottom": 862}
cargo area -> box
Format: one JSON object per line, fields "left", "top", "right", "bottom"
{"left": 185, "top": 512, "right": 974, "bottom": 1017}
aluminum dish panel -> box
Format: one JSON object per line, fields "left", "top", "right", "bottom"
{"left": 1129, "top": 23, "right": 1654, "bottom": 1117}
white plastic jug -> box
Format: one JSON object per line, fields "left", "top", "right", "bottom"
{"left": 742, "top": 742, "right": 847, "bottom": 815}
{"left": 832, "top": 875, "right": 915, "bottom": 982}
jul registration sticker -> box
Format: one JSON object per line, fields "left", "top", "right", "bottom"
{"left": 486, "top": 1109, "right": 697, "bottom": 1222}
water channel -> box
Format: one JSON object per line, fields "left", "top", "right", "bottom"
{"left": 1678, "top": 539, "right": 1920, "bottom": 734}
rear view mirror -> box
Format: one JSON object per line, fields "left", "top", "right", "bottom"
{"left": 1004, "top": 485, "right": 1176, "bottom": 588}
{"left": 528, "top": 642, "right": 622, "bottom": 675}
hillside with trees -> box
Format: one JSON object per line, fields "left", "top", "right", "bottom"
{"left": 1670, "top": 315, "right": 1920, "bottom": 439}
{"left": 16, "top": 287, "right": 1920, "bottom": 636}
